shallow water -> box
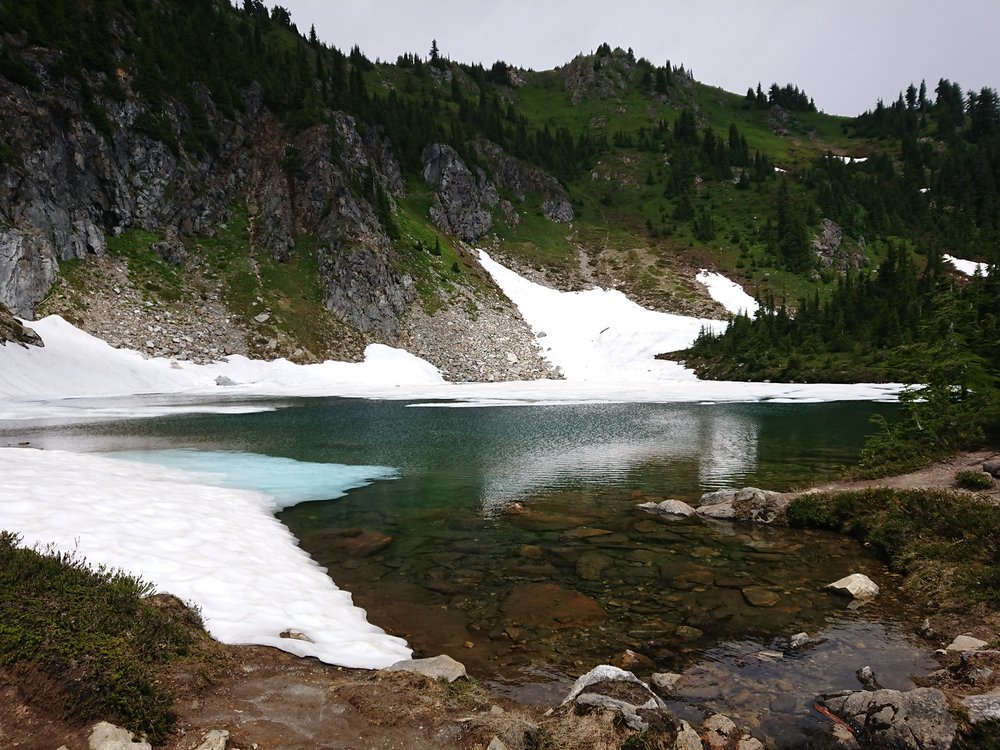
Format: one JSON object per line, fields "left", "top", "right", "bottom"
{"left": 3, "top": 398, "right": 939, "bottom": 748}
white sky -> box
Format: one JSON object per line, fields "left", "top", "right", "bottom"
{"left": 272, "top": 0, "right": 1000, "bottom": 117}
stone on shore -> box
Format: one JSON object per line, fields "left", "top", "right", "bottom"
{"left": 385, "top": 654, "right": 467, "bottom": 682}
{"left": 963, "top": 689, "right": 1000, "bottom": 723}
{"left": 88, "top": 722, "right": 152, "bottom": 750}
{"left": 821, "top": 688, "right": 956, "bottom": 750}
{"left": 946, "top": 633, "right": 989, "bottom": 652}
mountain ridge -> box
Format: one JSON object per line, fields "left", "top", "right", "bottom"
{"left": 1, "top": 0, "right": 996, "bottom": 381}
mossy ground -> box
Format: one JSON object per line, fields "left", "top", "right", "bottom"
{"left": 0, "top": 532, "right": 213, "bottom": 742}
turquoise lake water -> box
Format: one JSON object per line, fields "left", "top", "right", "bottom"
{"left": 5, "top": 397, "right": 940, "bottom": 748}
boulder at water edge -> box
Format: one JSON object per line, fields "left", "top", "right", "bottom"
{"left": 821, "top": 688, "right": 956, "bottom": 750}
{"left": 825, "top": 573, "right": 879, "bottom": 600}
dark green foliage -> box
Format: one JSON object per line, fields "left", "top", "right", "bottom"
{"left": 953, "top": 720, "right": 1000, "bottom": 750}
{"left": 785, "top": 489, "right": 1000, "bottom": 606}
{"left": 0, "top": 531, "right": 202, "bottom": 741}
{"left": 956, "top": 470, "right": 995, "bottom": 490}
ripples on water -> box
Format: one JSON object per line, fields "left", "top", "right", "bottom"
{"left": 5, "top": 398, "right": 937, "bottom": 748}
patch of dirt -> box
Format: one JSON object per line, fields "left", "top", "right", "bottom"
{"left": 791, "top": 450, "right": 1000, "bottom": 505}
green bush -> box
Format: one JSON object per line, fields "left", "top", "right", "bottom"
{"left": 0, "top": 531, "right": 202, "bottom": 741}
{"left": 956, "top": 470, "right": 995, "bottom": 490}
{"left": 785, "top": 488, "right": 1000, "bottom": 606}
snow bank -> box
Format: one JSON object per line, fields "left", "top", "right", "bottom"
{"left": 834, "top": 155, "right": 868, "bottom": 164}
{"left": 0, "top": 314, "right": 443, "bottom": 402}
{"left": 944, "top": 254, "right": 990, "bottom": 276}
{"left": 0, "top": 447, "right": 411, "bottom": 668}
{"left": 477, "top": 250, "right": 726, "bottom": 381}
{"left": 696, "top": 270, "right": 759, "bottom": 316}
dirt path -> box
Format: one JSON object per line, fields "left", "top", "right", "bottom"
{"left": 789, "top": 450, "right": 1000, "bottom": 504}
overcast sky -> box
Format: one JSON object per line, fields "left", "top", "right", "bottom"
{"left": 273, "top": 1, "right": 1000, "bottom": 117}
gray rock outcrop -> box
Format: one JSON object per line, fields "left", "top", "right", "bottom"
{"left": 811, "top": 218, "right": 865, "bottom": 273}
{"left": 422, "top": 144, "right": 496, "bottom": 242}
{"left": 0, "top": 39, "right": 413, "bottom": 340}
{"left": 0, "top": 303, "right": 43, "bottom": 347}
{"left": 821, "top": 688, "right": 956, "bottom": 750}
{"left": 474, "top": 140, "right": 574, "bottom": 224}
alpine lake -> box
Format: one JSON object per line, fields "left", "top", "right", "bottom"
{"left": 9, "top": 397, "right": 942, "bottom": 748}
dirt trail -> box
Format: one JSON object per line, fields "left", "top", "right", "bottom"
{"left": 789, "top": 450, "right": 1000, "bottom": 504}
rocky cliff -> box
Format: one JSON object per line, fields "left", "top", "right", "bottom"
{"left": 0, "top": 20, "right": 573, "bottom": 377}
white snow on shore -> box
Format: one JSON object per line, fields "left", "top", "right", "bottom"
{"left": 695, "top": 270, "right": 760, "bottom": 316}
{"left": 476, "top": 250, "right": 727, "bottom": 381}
{"left": 944, "top": 254, "right": 990, "bottom": 276}
{"left": 0, "top": 447, "right": 412, "bottom": 668}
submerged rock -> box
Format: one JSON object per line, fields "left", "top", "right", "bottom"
{"left": 502, "top": 583, "right": 606, "bottom": 629}
{"left": 637, "top": 498, "right": 697, "bottom": 518}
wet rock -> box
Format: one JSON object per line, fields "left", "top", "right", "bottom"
{"left": 563, "top": 526, "right": 613, "bottom": 539}
{"left": 742, "top": 586, "right": 781, "bottom": 607}
{"left": 825, "top": 573, "right": 879, "bottom": 600}
{"left": 696, "top": 487, "right": 787, "bottom": 523}
{"left": 561, "top": 665, "right": 676, "bottom": 734}
{"left": 337, "top": 531, "right": 393, "bottom": 557}
{"left": 610, "top": 649, "right": 655, "bottom": 672}
{"left": 856, "top": 665, "right": 883, "bottom": 691}
{"left": 703, "top": 714, "right": 739, "bottom": 750}
{"left": 385, "top": 654, "right": 467, "bottom": 683}
{"left": 676, "top": 625, "right": 704, "bottom": 641}
{"left": 575, "top": 551, "right": 613, "bottom": 581}
{"left": 789, "top": 631, "right": 827, "bottom": 651}
{"left": 88, "top": 722, "right": 151, "bottom": 750}
{"left": 502, "top": 583, "right": 606, "bottom": 629}
{"left": 963, "top": 689, "right": 1000, "bottom": 723}
{"left": 946, "top": 634, "right": 989, "bottom": 652}
{"left": 650, "top": 672, "right": 682, "bottom": 695}
{"left": 822, "top": 687, "right": 956, "bottom": 750}
{"left": 637, "top": 498, "right": 697, "bottom": 518}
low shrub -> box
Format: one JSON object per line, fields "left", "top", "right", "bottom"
{"left": 955, "top": 469, "right": 995, "bottom": 491}
{"left": 0, "top": 531, "right": 203, "bottom": 741}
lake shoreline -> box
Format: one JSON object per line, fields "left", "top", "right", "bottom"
{"left": 5, "top": 450, "right": 999, "bottom": 749}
